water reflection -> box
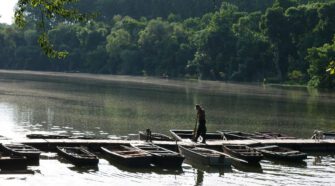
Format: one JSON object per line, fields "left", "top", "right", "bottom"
{"left": 68, "top": 166, "right": 99, "bottom": 174}
{"left": 194, "top": 169, "right": 204, "bottom": 186}
{"left": 184, "top": 160, "right": 230, "bottom": 175}
{"left": 1, "top": 73, "right": 335, "bottom": 185}
{"left": 263, "top": 159, "right": 307, "bottom": 168}
{"left": 313, "top": 156, "right": 322, "bottom": 166}
{"left": 105, "top": 160, "right": 184, "bottom": 175}
{"left": 57, "top": 157, "right": 99, "bottom": 171}
{"left": 0, "top": 75, "right": 334, "bottom": 139}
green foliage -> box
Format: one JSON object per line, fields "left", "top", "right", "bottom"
{"left": 327, "top": 61, "right": 335, "bottom": 75}
{"left": 38, "top": 32, "right": 68, "bottom": 59}
{"left": 15, "top": 0, "right": 94, "bottom": 58}
{"left": 138, "top": 19, "right": 190, "bottom": 76}
{"left": 3, "top": 0, "right": 335, "bottom": 89}
{"left": 306, "top": 36, "right": 335, "bottom": 88}
{"left": 288, "top": 70, "right": 304, "bottom": 83}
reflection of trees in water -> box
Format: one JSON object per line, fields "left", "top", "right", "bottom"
{"left": 5, "top": 75, "right": 335, "bottom": 139}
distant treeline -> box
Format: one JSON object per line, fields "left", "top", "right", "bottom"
{"left": 75, "top": 0, "right": 275, "bottom": 19}
{"left": 0, "top": 0, "right": 334, "bottom": 88}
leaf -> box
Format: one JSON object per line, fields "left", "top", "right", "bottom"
{"left": 327, "top": 61, "right": 335, "bottom": 75}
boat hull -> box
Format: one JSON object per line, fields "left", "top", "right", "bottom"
{"left": 0, "top": 143, "right": 41, "bottom": 165}
{"left": 223, "top": 145, "right": 263, "bottom": 164}
{"left": 139, "top": 131, "right": 174, "bottom": 141}
{"left": 261, "top": 151, "right": 307, "bottom": 161}
{"left": 221, "top": 131, "right": 267, "bottom": 140}
{"left": 152, "top": 155, "right": 184, "bottom": 168}
{"left": 255, "top": 146, "right": 307, "bottom": 162}
{"left": 132, "top": 143, "right": 184, "bottom": 168}
{"left": 57, "top": 147, "right": 99, "bottom": 166}
{"left": 0, "top": 153, "right": 28, "bottom": 170}
{"left": 178, "top": 145, "right": 228, "bottom": 166}
{"left": 101, "top": 145, "right": 152, "bottom": 167}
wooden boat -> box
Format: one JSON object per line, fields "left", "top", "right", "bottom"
{"left": 218, "top": 130, "right": 268, "bottom": 140}
{"left": 178, "top": 145, "right": 230, "bottom": 167}
{"left": 322, "top": 132, "right": 335, "bottom": 139}
{"left": 254, "top": 145, "right": 307, "bottom": 162}
{"left": 0, "top": 143, "right": 41, "bottom": 165}
{"left": 222, "top": 145, "right": 263, "bottom": 164}
{"left": 27, "top": 133, "right": 70, "bottom": 139}
{"left": 138, "top": 131, "right": 174, "bottom": 141}
{"left": 27, "top": 133, "right": 108, "bottom": 140}
{"left": 57, "top": 146, "right": 99, "bottom": 166}
{"left": 170, "top": 129, "right": 223, "bottom": 141}
{"left": 132, "top": 143, "right": 184, "bottom": 167}
{"left": 100, "top": 145, "right": 152, "bottom": 167}
{"left": 254, "top": 131, "right": 295, "bottom": 139}
{"left": 0, "top": 151, "right": 28, "bottom": 170}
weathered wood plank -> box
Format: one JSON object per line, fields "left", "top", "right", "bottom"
{"left": 1, "top": 138, "right": 335, "bottom": 153}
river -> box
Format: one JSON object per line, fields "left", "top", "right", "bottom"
{"left": 0, "top": 70, "right": 334, "bottom": 185}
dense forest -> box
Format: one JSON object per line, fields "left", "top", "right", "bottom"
{"left": 0, "top": 0, "right": 334, "bottom": 88}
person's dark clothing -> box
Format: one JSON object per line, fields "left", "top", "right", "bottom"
{"left": 194, "top": 119, "right": 207, "bottom": 143}
{"left": 193, "top": 107, "right": 206, "bottom": 143}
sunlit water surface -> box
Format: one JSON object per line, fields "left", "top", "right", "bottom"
{"left": 0, "top": 70, "right": 334, "bottom": 185}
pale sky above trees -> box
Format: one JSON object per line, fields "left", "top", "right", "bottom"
{"left": 0, "top": 0, "right": 17, "bottom": 24}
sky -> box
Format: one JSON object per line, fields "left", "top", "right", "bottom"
{"left": 0, "top": 0, "right": 18, "bottom": 24}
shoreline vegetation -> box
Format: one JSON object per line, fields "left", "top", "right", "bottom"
{"left": 1, "top": 0, "right": 334, "bottom": 89}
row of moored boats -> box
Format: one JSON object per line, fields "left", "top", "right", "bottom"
{"left": 0, "top": 141, "right": 308, "bottom": 171}
{"left": 2, "top": 129, "right": 321, "bottom": 171}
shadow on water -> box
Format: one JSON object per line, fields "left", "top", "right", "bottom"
{"left": 262, "top": 159, "right": 307, "bottom": 168}
{"left": 57, "top": 157, "right": 100, "bottom": 173}
{"left": 306, "top": 153, "right": 335, "bottom": 165}
{"left": 68, "top": 166, "right": 99, "bottom": 174}
{"left": 232, "top": 162, "right": 263, "bottom": 173}
{"left": 307, "top": 152, "right": 335, "bottom": 157}
{"left": 103, "top": 157, "right": 184, "bottom": 175}
{"left": 183, "top": 160, "right": 231, "bottom": 186}
{"left": 0, "top": 170, "right": 35, "bottom": 175}
{"left": 113, "top": 163, "right": 184, "bottom": 175}
{"left": 183, "top": 159, "right": 232, "bottom": 175}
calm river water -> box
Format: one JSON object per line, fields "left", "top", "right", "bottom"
{"left": 0, "top": 70, "right": 334, "bottom": 185}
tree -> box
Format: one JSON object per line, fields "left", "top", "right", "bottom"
{"left": 15, "top": 0, "right": 93, "bottom": 58}
{"left": 306, "top": 36, "right": 335, "bottom": 88}
{"left": 232, "top": 12, "right": 274, "bottom": 81}
{"left": 138, "top": 18, "right": 188, "bottom": 76}
{"left": 188, "top": 5, "right": 239, "bottom": 80}
{"left": 261, "top": 6, "right": 292, "bottom": 81}
{"left": 4, "top": 0, "right": 334, "bottom": 89}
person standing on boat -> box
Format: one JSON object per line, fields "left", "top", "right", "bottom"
{"left": 193, "top": 104, "right": 207, "bottom": 143}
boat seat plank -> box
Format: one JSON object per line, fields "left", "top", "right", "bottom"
{"left": 254, "top": 145, "right": 278, "bottom": 150}
{"left": 230, "top": 149, "right": 253, "bottom": 152}
{"left": 278, "top": 151, "right": 300, "bottom": 155}
{"left": 147, "top": 150, "right": 169, "bottom": 153}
